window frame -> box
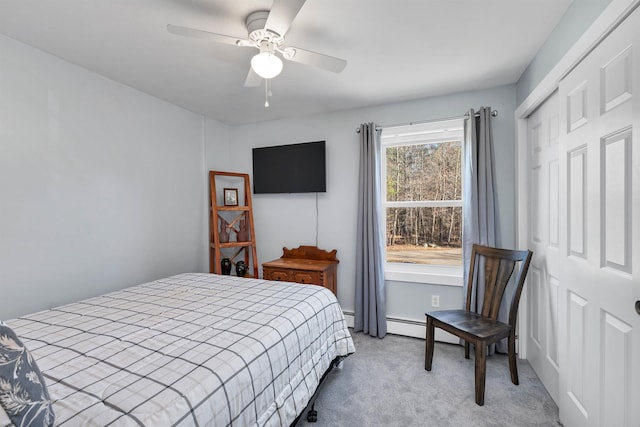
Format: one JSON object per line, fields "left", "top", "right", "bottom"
{"left": 380, "top": 118, "right": 465, "bottom": 286}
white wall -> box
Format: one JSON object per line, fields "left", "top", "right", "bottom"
{"left": 202, "top": 117, "right": 233, "bottom": 268}
{"left": 208, "top": 85, "right": 517, "bottom": 323}
{"left": 204, "top": 118, "right": 233, "bottom": 171}
{"left": 0, "top": 35, "right": 208, "bottom": 320}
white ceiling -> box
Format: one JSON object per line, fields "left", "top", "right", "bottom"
{"left": 0, "top": 0, "right": 572, "bottom": 125}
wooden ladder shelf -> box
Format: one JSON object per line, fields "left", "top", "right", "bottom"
{"left": 209, "top": 171, "right": 258, "bottom": 278}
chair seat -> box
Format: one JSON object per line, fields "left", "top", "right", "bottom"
{"left": 426, "top": 309, "right": 511, "bottom": 341}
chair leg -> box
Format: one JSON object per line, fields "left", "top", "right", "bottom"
{"left": 464, "top": 341, "right": 470, "bottom": 359}
{"left": 474, "top": 342, "right": 486, "bottom": 406}
{"left": 425, "top": 317, "right": 435, "bottom": 371}
{"left": 508, "top": 332, "right": 519, "bottom": 385}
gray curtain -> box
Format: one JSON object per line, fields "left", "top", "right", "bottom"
{"left": 462, "top": 107, "right": 505, "bottom": 352}
{"left": 354, "top": 122, "right": 387, "bottom": 338}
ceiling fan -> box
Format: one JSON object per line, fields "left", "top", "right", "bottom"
{"left": 167, "top": 0, "right": 347, "bottom": 90}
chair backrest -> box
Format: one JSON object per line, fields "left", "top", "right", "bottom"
{"left": 465, "top": 244, "right": 533, "bottom": 327}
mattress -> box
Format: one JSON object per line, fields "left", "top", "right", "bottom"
{"left": 1, "top": 273, "right": 355, "bottom": 426}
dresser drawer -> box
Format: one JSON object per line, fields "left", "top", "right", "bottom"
{"left": 292, "top": 270, "right": 321, "bottom": 285}
{"left": 263, "top": 268, "right": 291, "bottom": 282}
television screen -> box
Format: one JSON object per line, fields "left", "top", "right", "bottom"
{"left": 252, "top": 141, "right": 326, "bottom": 194}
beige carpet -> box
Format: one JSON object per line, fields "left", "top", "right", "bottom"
{"left": 296, "top": 330, "right": 559, "bottom": 427}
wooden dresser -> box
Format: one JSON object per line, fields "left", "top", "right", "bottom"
{"left": 262, "top": 246, "right": 339, "bottom": 295}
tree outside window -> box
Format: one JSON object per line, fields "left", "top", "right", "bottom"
{"left": 381, "top": 119, "right": 463, "bottom": 268}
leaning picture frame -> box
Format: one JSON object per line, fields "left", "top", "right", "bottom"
{"left": 224, "top": 188, "right": 238, "bottom": 206}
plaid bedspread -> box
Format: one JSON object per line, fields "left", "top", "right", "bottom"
{"left": 3, "top": 273, "right": 355, "bottom": 426}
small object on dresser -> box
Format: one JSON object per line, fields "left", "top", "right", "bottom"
{"left": 236, "top": 260, "right": 248, "bottom": 277}
{"left": 221, "top": 258, "right": 232, "bottom": 275}
{"left": 219, "top": 219, "right": 229, "bottom": 243}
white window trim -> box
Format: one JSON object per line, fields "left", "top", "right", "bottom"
{"left": 385, "top": 263, "right": 463, "bottom": 286}
{"left": 381, "top": 118, "right": 465, "bottom": 286}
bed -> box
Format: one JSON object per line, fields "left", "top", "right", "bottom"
{"left": 0, "top": 273, "right": 355, "bottom": 426}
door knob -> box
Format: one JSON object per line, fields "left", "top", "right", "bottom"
{"left": 636, "top": 300, "right": 640, "bottom": 315}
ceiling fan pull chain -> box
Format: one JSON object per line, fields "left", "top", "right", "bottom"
{"left": 264, "top": 79, "right": 270, "bottom": 108}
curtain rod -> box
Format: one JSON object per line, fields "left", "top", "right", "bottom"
{"left": 355, "top": 109, "right": 498, "bottom": 133}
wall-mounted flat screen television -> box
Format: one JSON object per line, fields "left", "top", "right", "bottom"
{"left": 252, "top": 141, "right": 326, "bottom": 194}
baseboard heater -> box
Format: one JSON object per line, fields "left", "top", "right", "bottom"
{"left": 341, "top": 310, "right": 459, "bottom": 344}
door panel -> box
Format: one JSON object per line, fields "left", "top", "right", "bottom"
{"left": 547, "top": 276, "right": 559, "bottom": 368}
{"left": 568, "top": 148, "right": 587, "bottom": 258}
{"left": 558, "top": 7, "right": 640, "bottom": 426}
{"left": 566, "top": 290, "right": 588, "bottom": 417}
{"left": 602, "top": 312, "right": 632, "bottom": 427}
{"left": 526, "top": 91, "right": 560, "bottom": 403}
{"left": 602, "top": 129, "right": 632, "bottom": 272}
{"left": 549, "top": 160, "right": 560, "bottom": 248}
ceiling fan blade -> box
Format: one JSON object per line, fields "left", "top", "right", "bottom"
{"left": 244, "top": 67, "right": 262, "bottom": 87}
{"left": 166, "top": 24, "right": 246, "bottom": 46}
{"left": 283, "top": 47, "right": 347, "bottom": 73}
{"left": 265, "top": 0, "right": 307, "bottom": 37}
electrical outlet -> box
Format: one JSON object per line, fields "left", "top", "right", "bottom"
{"left": 431, "top": 295, "right": 440, "bottom": 308}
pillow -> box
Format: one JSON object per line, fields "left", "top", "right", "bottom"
{"left": 0, "top": 321, "right": 54, "bottom": 427}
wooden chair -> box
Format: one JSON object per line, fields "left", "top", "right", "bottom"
{"left": 424, "top": 244, "right": 533, "bottom": 406}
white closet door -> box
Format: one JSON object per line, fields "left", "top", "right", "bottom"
{"left": 526, "top": 90, "right": 561, "bottom": 404}
{"left": 557, "top": 6, "right": 640, "bottom": 426}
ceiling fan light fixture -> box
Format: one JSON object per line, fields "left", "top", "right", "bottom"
{"left": 251, "top": 51, "right": 283, "bottom": 79}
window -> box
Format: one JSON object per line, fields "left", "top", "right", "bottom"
{"left": 381, "top": 118, "right": 464, "bottom": 285}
